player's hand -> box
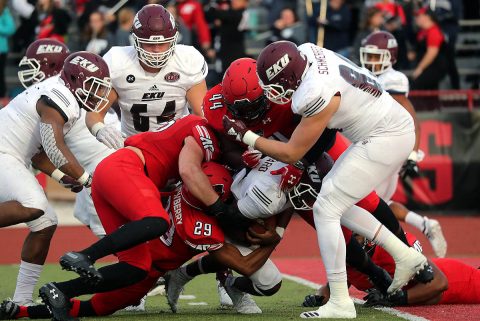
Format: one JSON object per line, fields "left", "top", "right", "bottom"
{"left": 302, "top": 294, "right": 326, "bottom": 307}
{"left": 363, "top": 289, "right": 392, "bottom": 307}
{"left": 246, "top": 224, "right": 281, "bottom": 246}
{"left": 96, "top": 125, "right": 124, "bottom": 150}
{"left": 242, "top": 148, "right": 262, "bottom": 168}
{"left": 270, "top": 161, "right": 305, "bottom": 192}
{"left": 222, "top": 115, "right": 248, "bottom": 142}
{"left": 400, "top": 159, "right": 419, "bottom": 180}
{"left": 51, "top": 169, "right": 83, "bottom": 193}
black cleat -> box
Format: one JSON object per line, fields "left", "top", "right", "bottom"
{"left": 59, "top": 252, "right": 103, "bottom": 285}
{"left": 414, "top": 263, "right": 434, "bottom": 284}
{"left": 39, "top": 283, "right": 77, "bottom": 321}
{"left": 0, "top": 300, "right": 19, "bottom": 320}
{"left": 369, "top": 268, "right": 393, "bottom": 295}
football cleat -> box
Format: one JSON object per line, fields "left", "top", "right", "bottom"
{"left": 223, "top": 282, "right": 261, "bottom": 314}
{"left": 300, "top": 298, "right": 356, "bottom": 319}
{"left": 59, "top": 252, "right": 103, "bottom": 285}
{"left": 164, "top": 268, "right": 193, "bottom": 313}
{"left": 424, "top": 217, "right": 447, "bottom": 258}
{"left": 123, "top": 295, "right": 146, "bottom": 312}
{"left": 0, "top": 300, "right": 19, "bottom": 320}
{"left": 39, "top": 283, "right": 76, "bottom": 321}
{"left": 388, "top": 247, "right": 431, "bottom": 294}
{"left": 217, "top": 280, "right": 233, "bottom": 308}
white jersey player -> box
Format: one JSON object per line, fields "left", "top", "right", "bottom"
{"left": 360, "top": 31, "right": 446, "bottom": 258}
{"left": 85, "top": 4, "right": 208, "bottom": 149}
{"left": 224, "top": 41, "right": 432, "bottom": 319}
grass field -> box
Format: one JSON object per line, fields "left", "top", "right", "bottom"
{"left": 0, "top": 264, "right": 406, "bottom": 321}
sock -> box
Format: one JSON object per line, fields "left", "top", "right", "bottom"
{"left": 12, "top": 261, "right": 43, "bottom": 304}
{"left": 80, "top": 217, "right": 169, "bottom": 261}
{"left": 405, "top": 211, "right": 427, "bottom": 234}
{"left": 185, "top": 255, "right": 224, "bottom": 277}
{"left": 371, "top": 199, "right": 408, "bottom": 245}
{"left": 374, "top": 226, "right": 410, "bottom": 262}
{"left": 24, "top": 304, "right": 51, "bottom": 319}
{"left": 328, "top": 280, "right": 350, "bottom": 303}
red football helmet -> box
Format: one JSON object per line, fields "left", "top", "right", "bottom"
{"left": 222, "top": 58, "right": 269, "bottom": 126}
{"left": 132, "top": 4, "right": 178, "bottom": 69}
{"left": 60, "top": 51, "right": 112, "bottom": 112}
{"left": 182, "top": 162, "right": 233, "bottom": 210}
{"left": 256, "top": 41, "right": 308, "bottom": 105}
{"left": 18, "top": 39, "right": 70, "bottom": 88}
{"left": 360, "top": 31, "right": 398, "bottom": 75}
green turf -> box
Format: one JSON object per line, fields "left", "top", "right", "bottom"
{"left": 0, "top": 264, "right": 404, "bottom": 320}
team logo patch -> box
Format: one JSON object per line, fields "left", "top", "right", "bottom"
{"left": 126, "top": 74, "right": 135, "bottom": 83}
{"left": 69, "top": 56, "right": 99, "bottom": 72}
{"left": 36, "top": 44, "right": 63, "bottom": 54}
{"left": 164, "top": 72, "right": 180, "bottom": 83}
{"left": 266, "top": 54, "right": 290, "bottom": 81}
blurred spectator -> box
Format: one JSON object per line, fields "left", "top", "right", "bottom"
{"left": 77, "top": 0, "right": 124, "bottom": 33}
{"left": 411, "top": 8, "right": 447, "bottom": 90}
{"left": 177, "top": 0, "right": 212, "bottom": 56}
{"left": 261, "top": 0, "right": 297, "bottom": 26}
{"left": 431, "top": 0, "right": 462, "bottom": 89}
{"left": 166, "top": 1, "right": 191, "bottom": 45}
{"left": 36, "top": 0, "right": 70, "bottom": 43}
{"left": 108, "top": 7, "right": 135, "bottom": 47}
{"left": 267, "top": 7, "right": 304, "bottom": 45}
{"left": 10, "top": 0, "right": 37, "bottom": 53}
{"left": 322, "top": 0, "right": 352, "bottom": 57}
{"left": 207, "top": 0, "right": 248, "bottom": 72}
{"left": 82, "top": 11, "right": 111, "bottom": 55}
{"left": 0, "top": 0, "right": 15, "bottom": 97}
{"left": 351, "top": 6, "right": 384, "bottom": 65}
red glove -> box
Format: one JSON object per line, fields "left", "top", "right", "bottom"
{"left": 270, "top": 161, "right": 305, "bottom": 192}
{"left": 242, "top": 149, "right": 262, "bottom": 168}
{"left": 223, "top": 115, "right": 248, "bottom": 142}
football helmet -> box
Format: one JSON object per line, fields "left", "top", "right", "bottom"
{"left": 60, "top": 51, "right": 112, "bottom": 112}
{"left": 288, "top": 182, "right": 319, "bottom": 211}
{"left": 256, "top": 41, "right": 308, "bottom": 105}
{"left": 360, "top": 31, "right": 398, "bottom": 75}
{"left": 132, "top": 4, "right": 178, "bottom": 69}
{"left": 18, "top": 39, "right": 70, "bottom": 88}
{"left": 222, "top": 58, "right": 269, "bottom": 126}
{"left": 182, "top": 162, "right": 233, "bottom": 210}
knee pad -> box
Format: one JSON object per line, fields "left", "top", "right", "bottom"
{"left": 249, "top": 259, "right": 282, "bottom": 292}
{"left": 254, "top": 281, "right": 282, "bottom": 296}
{"left": 26, "top": 204, "right": 58, "bottom": 232}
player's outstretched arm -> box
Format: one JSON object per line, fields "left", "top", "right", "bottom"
{"left": 186, "top": 80, "right": 208, "bottom": 116}
{"left": 37, "top": 98, "right": 91, "bottom": 186}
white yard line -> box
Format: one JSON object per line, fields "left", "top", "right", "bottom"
{"left": 282, "top": 273, "right": 429, "bottom": 321}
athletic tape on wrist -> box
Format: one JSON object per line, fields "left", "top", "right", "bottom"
{"left": 77, "top": 171, "right": 91, "bottom": 186}
{"left": 51, "top": 169, "right": 64, "bottom": 182}
{"left": 275, "top": 227, "right": 285, "bottom": 238}
{"left": 242, "top": 130, "right": 260, "bottom": 148}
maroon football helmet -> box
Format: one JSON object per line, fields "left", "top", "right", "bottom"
{"left": 18, "top": 39, "right": 70, "bottom": 88}
{"left": 222, "top": 58, "right": 269, "bottom": 126}
{"left": 256, "top": 41, "right": 308, "bottom": 105}
{"left": 360, "top": 31, "right": 398, "bottom": 75}
{"left": 132, "top": 4, "right": 178, "bottom": 69}
{"left": 60, "top": 51, "right": 112, "bottom": 112}
{"left": 182, "top": 162, "right": 233, "bottom": 210}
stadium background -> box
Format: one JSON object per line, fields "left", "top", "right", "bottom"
{"left": 0, "top": 0, "right": 480, "bottom": 320}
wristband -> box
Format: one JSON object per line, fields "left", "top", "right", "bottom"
{"left": 91, "top": 122, "right": 105, "bottom": 137}
{"left": 275, "top": 226, "right": 285, "bottom": 238}
{"left": 77, "top": 171, "right": 91, "bottom": 186}
{"left": 242, "top": 130, "right": 260, "bottom": 148}
{"left": 408, "top": 150, "right": 418, "bottom": 162}
{"left": 51, "top": 169, "right": 64, "bottom": 182}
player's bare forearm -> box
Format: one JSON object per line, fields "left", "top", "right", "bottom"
{"left": 179, "top": 136, "right": 219, "bottom": 206}
{"left": 31, "top": 151, "right": 56, "bottom": 175}
{"left": 392, "top": 94, "right": 420, "bottom": 151}
{"left": 210, "top": 242, "right": 278, "bottom": 277}
{"left": 187, "top": 80, "right": 207, "bottom": 117}
{"left": 405, "top": 260, "right": 447, "bottom": 305}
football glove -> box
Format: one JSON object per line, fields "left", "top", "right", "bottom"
{"left": 94, "top": 124, "right": 124, "bottom": 150}
{"left": 270, "top": 161, "right": 305, "bottom": 192}
{"left": 302, "top": 294, "right": 326, "bottom": 307}
{"left": 400, "top": 151, "right": 420, "bottom": 180}
{"left": 242, "top": 148, "right": 262, "bottom": 168}
{"left": 222, "top": 115, "right": 248, "bottom": 142}
{"left": 51, "top": 169, "right": 83, "bottom": 193}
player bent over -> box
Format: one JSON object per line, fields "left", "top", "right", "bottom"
{"left": 0, "top": 162, "right": 282, "bottom": 320}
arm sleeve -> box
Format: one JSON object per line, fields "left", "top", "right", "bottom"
{"left": 191, "top": 123, "right": 221, "bottom": 162}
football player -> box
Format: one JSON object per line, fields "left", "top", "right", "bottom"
{"left": 360, "top": 31, "right": 447, "bottom": 258}
{"left": 303, "top": 232, "right": 480, "bottom": 307}
{"left": 85, "top": 4, "right": 209, "bottom": 150}
{"left": 223, "top": 41, "right": 432, "bottom": 318}
{"left": 0, "top": 162, "right": 282, "bottom": 321}
{"left": 0, "top": 50, "right": 111, "bottom": 303}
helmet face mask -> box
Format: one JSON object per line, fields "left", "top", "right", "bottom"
{"left": 18, "top": 56, "right": 45, "bottom": 88}
{"left": 288, "top": 182, "right": 318, "bottom": 210}
{"left": 359, "top": 46, "right": 392, "bottom": 75}
{"left": 133, "top": 32, "right": 178, "bottom": 69}
{"left": 225, "top": 95, "right": 269, "bottom": 126}
{"left": 259, "top": 80, "right": 295, "bottom": 105}
{"left": 74, "top": 76, "right": 112, "bottom": 113}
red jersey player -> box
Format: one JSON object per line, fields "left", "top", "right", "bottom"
{"left": 1, "top": 162, "right": 281, "bottom": 320}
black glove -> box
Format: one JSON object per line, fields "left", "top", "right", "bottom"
{"left": 363, "top": 288, "right": 407, "bottom": 307}
{"left": 302, "top": 294, "right": 326, "bottom": 307}
{"left": 60, "top": 175, "right": 84, "bottom": 193}
{"left": 400, "top": 159, "right": 419, "bottom": 180}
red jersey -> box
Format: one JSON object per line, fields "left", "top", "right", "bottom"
{"left": 202, "top": 84, "right": 298, "bottom": 142}
{"left": 417, "top": 24, "right": 444, "bottom": 48}
{"left": 150, "top": 187, "right": 224, "bottom": 273}
{"left": 177, "top": 0, "right": 211, "bottom": 46}
{"left": 125, "top": 115, "right": 220, "bottom": 188}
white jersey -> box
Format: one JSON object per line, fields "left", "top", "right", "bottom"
{"left": 293, "top": 44, "right": 412, "bottom": 143}
{"left": 232, "top": 157, "right": 290, "bottom": 219}
{"left": 0, "top": 75, "right": 80, "bottom": 166}
{"left": 103, "top": 45, "right": 208, "bottom": 136}
{"left": 378, "top": 67, "right": 409, "bottom": 96}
